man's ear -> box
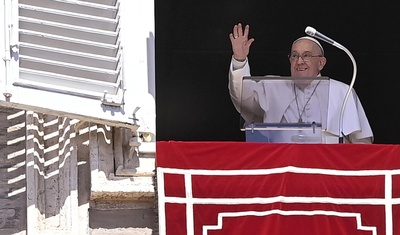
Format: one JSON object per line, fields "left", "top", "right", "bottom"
{"left": 318, "top": 57, "right": 327, "bottom": 71}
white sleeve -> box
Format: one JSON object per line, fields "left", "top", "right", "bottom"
{"left": 228, "top": 57, "right": 264, "bottom": 123}
{"left": 228, "top": 57, "right": 250, "bottom": 113}
{"left": 231, "top": 57, "right": 247, "bottom": 71}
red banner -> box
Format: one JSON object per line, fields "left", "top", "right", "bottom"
{"left": 157, "top": 141, "right": 400, "bottom": 235}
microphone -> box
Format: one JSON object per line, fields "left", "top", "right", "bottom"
{"left": 304, "top": 26, "right": 357, "bottom": 144}
{"left": 305, "top": 26, "right": 336, "bottom": 45}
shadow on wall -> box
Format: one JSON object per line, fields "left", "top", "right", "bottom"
{"left": 0, "top": 107, "right": 27, "bottom": 233}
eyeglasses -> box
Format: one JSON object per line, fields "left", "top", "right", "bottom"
{"left": 288, "top": 52, "right": 323, "bottom": 62}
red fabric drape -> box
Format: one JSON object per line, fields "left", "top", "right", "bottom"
{"left": 157, "top": 141, "right": 400, "bottom": 235}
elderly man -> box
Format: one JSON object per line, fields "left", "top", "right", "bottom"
{"left": 228, "top": 23, "right": 373, "bottom": 143}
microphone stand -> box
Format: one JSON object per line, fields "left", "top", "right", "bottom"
{"left": 334, "top": 43, "right": 357, "bottom": 143}
{"left": 305, "top": 27, "right": 357, "bottom": 143}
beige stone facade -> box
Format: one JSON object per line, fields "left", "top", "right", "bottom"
{"left": 0, "top": 107, "right": 157, "bottom": 234}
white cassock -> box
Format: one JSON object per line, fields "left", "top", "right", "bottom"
{"left": 228, "top": 58, "right": 373, "bottom": 144}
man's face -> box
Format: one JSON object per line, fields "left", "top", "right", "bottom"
{"left": 290, "top": 39, "right": 326, "bottom": 77}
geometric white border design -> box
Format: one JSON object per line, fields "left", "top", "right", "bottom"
{"left": 157, "top": 166, "right": 400, "bottom": 235}
{"left": 202, "top": 210, "right": 377, "bottom": 235}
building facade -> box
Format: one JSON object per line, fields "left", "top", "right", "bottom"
{"left": 0, "top": 0, "right": 156, "bottom": 234}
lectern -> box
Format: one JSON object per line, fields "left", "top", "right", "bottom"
{"left": 240, "top": 76, "right": 330, "bottom": 143}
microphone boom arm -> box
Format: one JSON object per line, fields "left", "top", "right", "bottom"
{"left": 335, "top": 43, "right": 357, "bottom": 143}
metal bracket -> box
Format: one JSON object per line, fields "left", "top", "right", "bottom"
{"left": 128, "top": 135, "right": 142, "bottom": 159}
{"left": 101, "top": 88, "right": 126, "bottom": 107}
{"left": 10, "top": 44, "right": 19, "bottom": 61}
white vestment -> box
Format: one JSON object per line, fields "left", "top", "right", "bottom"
{"left": 228, "top": 59, "right": 373, "bottom": 143}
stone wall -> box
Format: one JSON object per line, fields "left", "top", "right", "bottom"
{"left": 0, "top": 107, "right": 27, "bottom": 234}
{"left": 0, "top": 107, "right": 157, "bottom": 234}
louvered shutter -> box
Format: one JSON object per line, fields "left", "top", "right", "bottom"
{"left": 0, "top": 0, "right": 155, "bottom": 132}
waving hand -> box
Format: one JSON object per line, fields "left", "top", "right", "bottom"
{"left": 229, "top": 23, "right": 255, "bottom": 62}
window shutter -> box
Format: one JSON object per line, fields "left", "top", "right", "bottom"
{"left": 0, "top": 0, "right": 155, "bottom": 133}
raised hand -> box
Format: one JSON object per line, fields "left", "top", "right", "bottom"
{"left": 229, "top": 23, "right": 255, "bottom": 62}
